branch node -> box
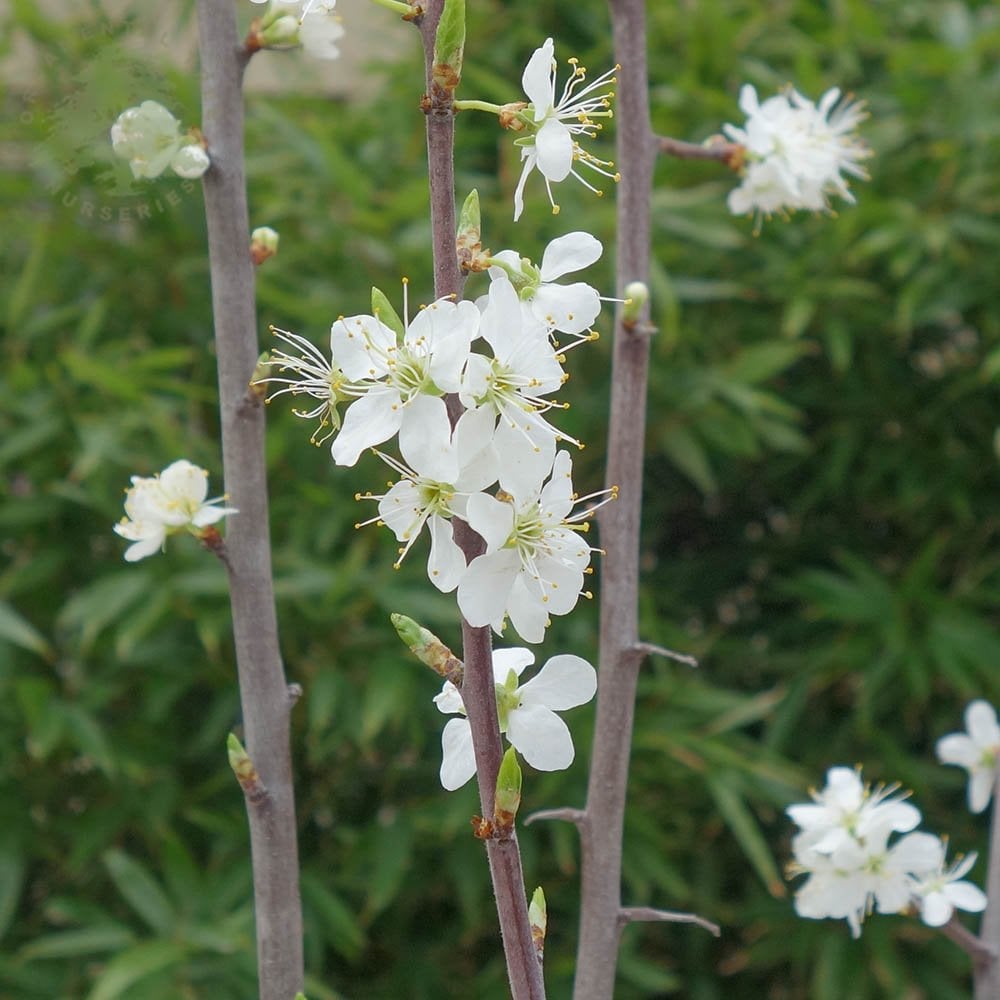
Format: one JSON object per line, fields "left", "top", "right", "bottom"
{"left": 617, "top": 906, "right": 721, "bottom": 937}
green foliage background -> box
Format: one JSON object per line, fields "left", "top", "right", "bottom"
{"left": 2, "top": 0, "right": 1000, "bottom": 996}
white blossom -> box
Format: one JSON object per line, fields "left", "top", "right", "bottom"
{"left": 786, "top": 766, "right": 920, "bottom": 856}
{"left": 329, "top": 293, "right": 478, "bottom": 466}
{"left": 114, "top": 460, "right": 236, "bottom": 562}
{"left": 937, "top": 700, "right": 1000, "bottom": 813}
{"left": 358, "top": 399, "right": 499, "bottom": 592}
{"left": 513, "top": 38, "right": 618, "bottom": 221}
{"left": 434, "top": 647, "right": 597, "bottom": 790}
{"left": 458, "top": 450, "right": 609, "bottom": 643}
{"left": 111, "top": 101, "right": 184, "bottom": 180}
{"left": 487, "top": 231, "right": 604, "bottom": 336}
{"left": 910, "top": 844, "right": 987, "bottom": 928}
{"left": 722, "top": 84, "right": 870, "bottom": 222}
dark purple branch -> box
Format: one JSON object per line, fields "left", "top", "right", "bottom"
{"left": 416, "top": 5, "right": 543, "bottom": 997}
{"left": 196, "top": 3, "right": 303, "bottom": 997}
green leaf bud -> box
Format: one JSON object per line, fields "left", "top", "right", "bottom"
{"left": 372, "top": 286, "right": 405, "bottom": 340}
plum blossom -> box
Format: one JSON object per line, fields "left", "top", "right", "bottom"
{"left": 252, "top": 1, "right": 343, "bottom": 59}
{"left": 910, "top": 844, "right": 987, "bottom": 928}
{"left": 329, "top": 293, "right": 479, "bottom": 466}
{"left": 457, "top": 450, "right": 611, "bottom": 643}
{"left": 434, "top": 647, "right": 597, "bottom": 790}
{"left": 787, "top": 766, "right": 985, "bottom": 937}
{"left": 722, "top": 84, "right": 870, "bottom": 223}
{"left": 357, "top": 399, "right": 499, "bottom": 592}
{"left": 512, "top": 38, "right": 618, "bottom": 221}
{"left": 110, "top": 101, "right": 209, "bottom": 180}
{"left": 114, "top": 460, "right": 236, "bottom": 562}
{"left": 487, "top": 231, "right": 604, "bottom": 336}
{"left": 937, "top": 700, "right": 1000, "bottom": 813}
{"left": 462, "top": 275, "right": 574, "bottom": 496}
{"left": 785, "top": 766, "right": 920, "bottom": 856}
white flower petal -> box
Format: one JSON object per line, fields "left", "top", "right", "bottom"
{"left": 531, "top": 281, "right": 601, "bottom": 335}
{"left": 398, "top": 395, "right": 457, "bottom": 483}
{"left": 426, "top": 515, "right": 465, "bottom": 593}
{"left": 457, "top": 549, "right": 520, "bottom": 629}
{"left": 534, "top": 118, "right": 574, "bottom": 182}
{"left": 331, "top": 386, "right": 403, "bottom": 466}
{"left": 539, "top": 232, "right": 602, "bottom": 281}
{"left": 507, "top": 703, "right": 574, "bottom": 770}
{"left": 440, "top": 718, "right": 476, "bottom": 790}
{"left": 517, "top": 654, "right": 596, "bottom": 711}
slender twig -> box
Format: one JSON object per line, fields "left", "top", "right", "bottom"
{"left": 941, "top": 914, "right": 995, "bottom": 972}
{"left": 618, "top": 907, "right": 721, "bottom": 937}
{"left": 524, "top": 808, "right": 585, "bottom": 827}
{"left": 631, "top": 641, "right": 699, "bottom": 669}
{"left": 973, "top": 766, "right": 1000, "bottom": 998}
{"left": 657, "top": 134, "right": 742, "bottom": 167}
{"left": 416, "top": 5, "right": 543, "bottom": 998}
{"left": 196, "top": 3, "right": 303, "bottom": 997}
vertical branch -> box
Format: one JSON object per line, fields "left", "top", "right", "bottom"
{"left": 574, "top": 0, "right": 656, "bottom": 997}
{"left": 417, "top": 5, "right": 544, "bottom": 997}
{"left": 974, "top": 770, "right": 1000, "bottom": 999}
{"left": 196, "top": 3, "right": 303, "bottom": 998}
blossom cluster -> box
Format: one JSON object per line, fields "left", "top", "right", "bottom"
{"left": 262, "top": 231, "right": 611, "bottom": 645}
{"left": 110, "top": 102, "right": 210, "bottom": 181}
{"left": 722, "top": 84, "right": 870, "bottom": 222}
{"left": 114, "top": 460, "right": 236, "bottom": 562}
{"left": 787, "top": 767, "right": 986, "bottom": 938}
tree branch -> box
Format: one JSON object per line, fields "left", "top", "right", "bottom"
{"left": 974, "top": 766, "right": 1000, "bottom": 998}
{"left": 196, "top": 3, "right": 303, "bottom": 997}
{"left": 416, "top": 5, "right": 543, "bottom": 997}
{"left": 941, "top": 914, "right": 995, "bottom": 973}
{"left": 574, "top": 1, "right": 658, "bottom": 997}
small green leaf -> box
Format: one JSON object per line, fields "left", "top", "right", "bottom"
{"left": 86, "top": 940, "right": 189, "bottom": 1000}
{"left": 371, "top": 286, "right": 405, "bottom": 339}
{"left": 432, "top": 0, "right": 465, "bottom": 90}
{"left": 0, "top": 601, "right": 53, "bottom": 659}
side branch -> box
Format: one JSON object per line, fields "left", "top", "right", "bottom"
{"left": 197, "top": 2, "right": 303, "bottom": 997}
{"left": 657, "top": 135, "right": 742, "bottom": 167}
{"left": 524, "top": 807, "right": 586, "bottom": 827}
{"left": 940, "top": 916, "right": 995, "bottom": 971}
{"left": 618, "top": 906, "right": 721, "bottom": 938}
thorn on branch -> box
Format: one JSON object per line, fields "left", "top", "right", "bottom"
{"left": 631, "top": 641, "right": 698, "bottom": 669}
{"left": 524, "top": 807, "right": 586, "bottom": 827}
{"left": 618, "top": 906, "right": 721, "bottom": 938}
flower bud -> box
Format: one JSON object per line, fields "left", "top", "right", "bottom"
{"left": 528, "top": 886, "right": 547, "bottom": 961}
{"left": 622, "top": 281, "right": 649, "bottom": 326}
{"left": 494, "top": 747, "right": 522, "bottom": 831}
{"left": 390, "top": 614, "right": 463, "bottom": 685}
{"left": 170, "top": 142, "right": 210, "bottom": 179}
{"left": 251, "top": 227, "right": 280, "bottom": 266}
{"left": 432, "top": 0, "right": 465, "bottom": 91}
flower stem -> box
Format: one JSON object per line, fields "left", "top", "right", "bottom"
{"left": 367, "top": 0, "right": 417, "bottom": 15}
{"left": 197, "top": 2, "right": 303, "bottom": 997}
{"left": 453, "top": 99, "right": 504, "bottom": 114}
{"left": 417, "top": 4, "right": 544, "bottom": 998}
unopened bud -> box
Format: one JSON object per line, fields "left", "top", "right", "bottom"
{"left": 494, "top": 747, "right": 522, "bottom": 831}
{"left": 622, "top": 281, "right": 649, "bottom": 326}
{"left": 457, "top": 189, "right": 491, "bottom": 272}
{"left": 432, "top": 0, "right": 465, "bottom": 91}
{"left": 390, "top": 613, "right": 463, "bottom": 685}
{"left": 528, "top": 886, "right": 547, "bottom": 961}
{"left": 227, "top": 733, "right": 267, "bottom": 802}
{"left": 251, "top": 227, "right": 280, "bottom": 266}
